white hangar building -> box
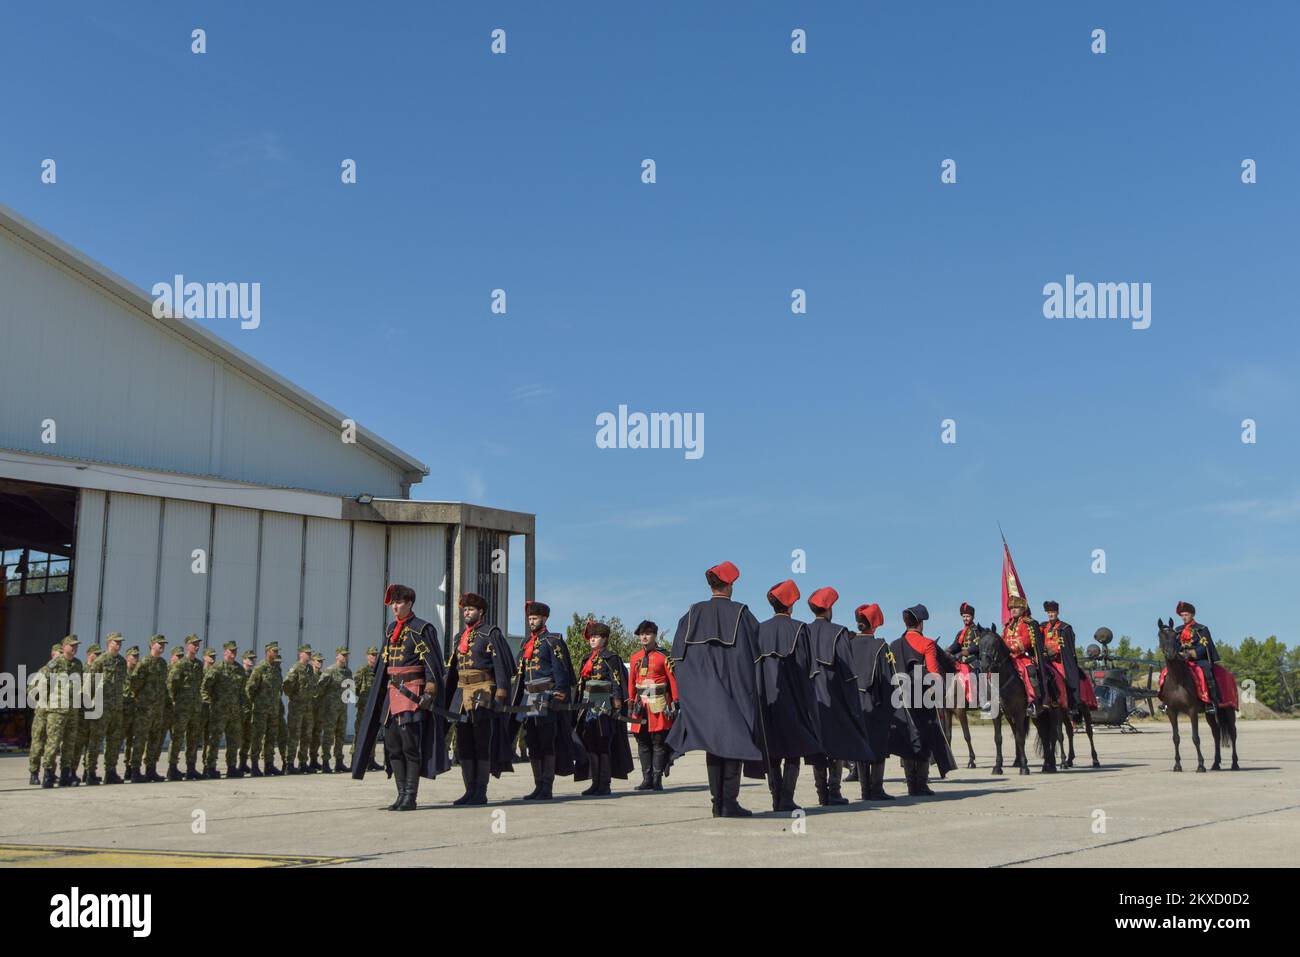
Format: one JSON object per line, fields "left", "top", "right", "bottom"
{"left": 0, "top": 204, "right": 535, "bottom": 736}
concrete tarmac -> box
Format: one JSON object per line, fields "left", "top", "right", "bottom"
{"left": 2, "top": 720, "right": 1296, "bottom": 867}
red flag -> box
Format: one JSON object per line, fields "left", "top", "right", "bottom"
{"left": 1000, "top": 541, "right": 1028, "bottom": 626}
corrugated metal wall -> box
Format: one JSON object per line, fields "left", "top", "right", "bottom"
{"left": 156, "top": 499, "right": 211, "bottom": 641}
{"left": 0, "top": 226, "right": 407, "bottom": 498}
{"left": 387, "top": 525, "right": 448, "bottom": 647}
{"left": 208, "top": 506, "right": 260, "bottom": 649}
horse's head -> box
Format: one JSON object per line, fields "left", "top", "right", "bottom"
{"left": 977, "top": 623, "right": 1005, "bottom": 672}
{"left": 1156, "top": 618, "right": 1181, "bottom": 661}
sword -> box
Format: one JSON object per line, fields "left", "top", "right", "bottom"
{"left": 389, "top": 676, "right": 464, "bottom": 723}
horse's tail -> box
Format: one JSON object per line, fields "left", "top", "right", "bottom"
{"left": 1032, "top": 708, "right": 1057, "bottom": 757}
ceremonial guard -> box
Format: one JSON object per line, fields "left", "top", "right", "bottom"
{"left": 244, "top": 643, "right": 283, "bottom": 777}
{"left": 946, "top": 602, "right": 980, "bottom": 708}
{"left": 890, "top": 605, "right": 956, "bottom": 796}
{"left": 1042, "top": 601, "right": 1097, "bottom": 715}
{"left": 1175, "top": 601, "right": 1222, "bottom": 713}
{"left": 128, "top": 636, "right": 169, "bottom": 783}
{"left": 574, "top": 620, "right": 635, "bottom": 796}
{"left": 1003, "top": 596, "right": 1059, "bottom": 715}
{"left": 353, "top": 584, "right": 450, "bottom": 810}
{"left": 509, "top": 600, "right": 578, "bottom": 801}
{"left": 851, "top": 604, "right": 921, "bottom": 800}
{"left": 626, "top": 620, "right": 677, "bottom": 792}
{"left": 749, "top": 580, "right": 823, "bottom": 812}
{"left": 443, "top": 592, "right": 515, "bottom": 805}
{"left": 806, "top": 587, "right": 873, "bottom": 806}
{"left": 666, "top": 561, "right": 763, "bottom": 818}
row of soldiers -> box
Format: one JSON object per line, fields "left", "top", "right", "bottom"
{"left": 26, "top": 632, "right": 382, "bottom": 787}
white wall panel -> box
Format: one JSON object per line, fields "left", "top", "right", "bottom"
{"left": 348, "top": 522, "right": 387, "bottom": 655}
{"left": 254, "top": 512, "right": 303, "bottom": 652}
{"left": 208, "top": 506, "right": 260, "bottom": 650}
{"left": 155, "top": 500, "right": 211, "bottom": 642}
{"left": 69, "top": 489, "right": 106, "bottom": 643}
{"left": 387, "top": 525, "right": 448, "bottom": 648}
{"left": 301, "top": 517, "right": 350, "bottom": 653}
{"left": 99, "top": 493, "right": 162, "bottom": 643}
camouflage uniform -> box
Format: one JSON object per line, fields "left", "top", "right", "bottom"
{"left": 281, "top": 646, "right": 316, "bottom": 772}
{"left": 119, "top": 649, "right": 140, "bottom": 777}
{"left": 238, "top": 651, "right": 256, "bottom": 770}
{"left": 27, "top": 643, "right": 62, "bottom": 784}
{"left": 127, "top": 638, "right": 169, "bottom": 782}
{"left": 167, "top": 638, "right": 205, "bottom": 780}
{"left": 41, "top": 636, "right": 84, "bottom": 787}
{"left": 244, "top": 643, "right": 283, "bottom": 775}
{"left": 307, "top": 652, "right": 326, "bottom": 769}
{"left": 352, "top": 648, "right": 376, "bottom": 762}
{"left": 199, "top": 647, "right": 216, "bottom": 759}
{"left": 317, "top": 648, "right": 351, "bottom": 771}
{"left": 201, "top": 642, "right": 245, "bottom": 777}
{"left": 71, "top": 645, "right": 101, "bottom": 782}
{"left": 87, "top": 635, "right": 130, "bottom": 784}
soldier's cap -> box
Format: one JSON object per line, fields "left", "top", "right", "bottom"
{"left": 50, "top": 642, "right": 64, "bottom": 654}
{"left": 1176, "top": 600, "right": 1195, "bottom": 616}
{"left": 170, "top": 646, "right": 185, "bottom": 658}
{"left": 335, "top": 646, "right": 349, "bottom": 656}
{"left": 959, "top": 602, "right": 975, "bottom": 617}
{"left": 524, "top": 600, "right": 550, "bottom": 618}
{"left": 297, "top": 644, "right": 313, "bottom": 654}
{"left": 149, "top": 634, "right": 166, "bottom": 646}
{"left": 106, "top": 631, "right": 124, "bottom": 644}
{"left": 459, "top": 592, "right": 487, "bottom": 611}
{"left": 242, "top": 650, "right": 256, "bottom": 660}
{"left": 222, "top": 640, "right": 238, "bottom": 651}
{"left": 706, "top": 561, "right": 740, "bottom": 585}
{"left": 365, "top": 646, "right": 379, "bottom": 656}
{"left": 808, "top": 586, "right": 839, "bottom": 613}
{"left": 1006, "top": 596, "right": 1028, "bottom": 611}
{"left": 584, "top": 619, "right": 610, "bottom": 640}
{"left": 185, "top": 634, "right": 202, "bottom": 646}
{"left": 855, "top": 604, "right": 884, "bottom": 631}
{"left": 125, "top": 646, "right": 141, "bottom": 657}
{"left": 86, "top": 644, "right": 102, "bottom": 656}
{"left": 1042, "top": 600, "right": 1060, "bottom": 613}
{"left": 264, "top": 641, "right": 280, "bottom": 651}
{"left": 203, "top": 648, "right": 216, "bottom": 659}
{"left": 767, "top": 579, "right": 800, "bottom": 609}
{"left": 902, "top": 604, "right": 930, "bottom": 627}
{"left": 62, "top": 634, "right": 80, "bottom": 646}
{"left": 311, "top": 652, "right": 324, "bottom": 662}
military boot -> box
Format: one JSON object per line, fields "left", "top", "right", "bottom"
{"left": 29, "top": 771, "right": 39, "bottom": 786}
{"left": 523, "top": 758, "right": 544, "bottom": 800}
{"left": 126, "top": 766, "right": 139, "bottom": 783}
{"left": 471, "top": 760, "right": 491, "bottom": 805}
{"left": 825, "top": 761, "right": 849, "bottom": 806}
{"left": 249, "top": 760, "right": 264, "bottom": 777}
{"left": 205, "top": 763, "right": 221, "bottom": 779}
{"left": 59, "top": 768, "right": 73, "bottom": 788}
{"left": 537, "top": 755, "right": 556, "bottom": 800}
{"left": 42, "top": 768, "right": 56, "bottom": 789}
{"left": 779, "top": 761, "right": 802, "bottom": 812}
{"left": 915, "top": 759, "right": 935, "bottom": 796}
{"left": 868, "top": 760, "right": 894, "bottom": 800}
{"left": 284, "top": 759, "right": 299, "bottom": 775}
{"left": 452, "top": 761, "right": 477, "bottom": 805}
{"left": 226, "top": 764, "right": 243, "bottom": 779}
{"left": 85, "top": 770, "right": 103, "bottom": 786}
{"left": 238, "top": 760, "right": 251, "bottom": 775}
{"left": 309, "top": 758, "right": 323, "bottom": 773}
{"left": 812, "top": 760, "right": 830, "bottom": 806}
{"left": 166, "top": 764, "right": 183, "bottom": 782}
{"left": 145, "top": 765, "right": 165, "bottom": 783}
{"left": 185, "top": 760, "right": 203, "bottom": 781}
{"left": 706, "top": 757, "right": 724, "bottom": 817}
{"left": 265, "top": 760, "right": 282, "bottom": 776}
{"left": 105, "top": 767, "right": 123, "bottom": 785}
{"left": 634, "top": 742, "right": 654, "bottom": 790}
{"left": 581, "top": 756, "right": 603, "bottom": 796}
{"left": 857, "top": 762, "right": 871, "bottom": 801}
{"left": 386, "top": 773, "right": 407, "bottom": 811}
{"left": 719, "top": 760, "right": 752, "bottom": 818}
{"left": 397, "top": 765, "right": 420, "bottom": 811}
{"left": 844, "top": 763, "right": 860, "bottom": 783}
{"left": 333, "top": 758, "right": 347, "bottom": 773}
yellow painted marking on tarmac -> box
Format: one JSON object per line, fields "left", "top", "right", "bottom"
{"left": 0, "top": 844, "right": 356, "bottom": 868}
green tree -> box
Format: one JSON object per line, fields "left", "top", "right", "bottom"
{"left": 1219, "top": 636, "right": 1287, "bottom": 711}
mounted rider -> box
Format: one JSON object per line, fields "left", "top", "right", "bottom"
{"left": 1175, "top": 600, "right": 1221, "bottom": 714}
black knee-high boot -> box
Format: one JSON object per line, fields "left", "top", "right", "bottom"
{"left": 720, "top": 760, "right": 751, "bottom": 817}
{"left": 706, "top": 753, "right": 724, "bottom": 816}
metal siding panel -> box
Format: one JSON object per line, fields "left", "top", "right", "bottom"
{"left": 255, "top": 512, "right": 303, "bottom": 651}
{"left": 99, "top": 493, "right": 162, "bottom": 642}
{"left": 346, "top": 522, "right": 386, "bottom": 735}
{"left": 301, "top": 517, "right": 350, "bottom": 652}
{"left": 69, "top": 489, "right": 106, "bottom": 642}
{"left": 208, "top": 506, "right": 260, "bottom": 649}
{"left": 387, "top": 525, "right": 448, "bottom": 646}
{"left": 156, "top": 500, "right": 212, "bottom": 642}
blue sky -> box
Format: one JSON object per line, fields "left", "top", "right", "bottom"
{"left": 4, "top": 2, "right": 1297, "bottom": 646}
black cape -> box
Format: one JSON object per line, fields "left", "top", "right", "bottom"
{"left": 508, "top": 631, "right": 582, "bottom": 776}
{"left": 849, "top": 633, "right": 922, "bottom": 760}
{"left": 890, "top": 633, "right": 957, "bottom": 776}
{"left": 665, "top": 596, "right": 763, "bottom": 761}
{"left": 572, "top": 647, "right": 635, "bottom": 781}
{"left": 351, "top": 615, "right": 451, "bottom": 781}
{"left": 443, "top": 623, "right": 516, "bottom": 776}
{"left": 747, "top": 616, "right": 823, "bottom": 767}
{"left": 806, "top": 618, "right": 874, "bottom": 762}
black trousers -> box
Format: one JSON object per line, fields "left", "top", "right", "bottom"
{"left": 385, "top": 718, "right": 421, "bottom": 777}
{"left": 634, "top": 728, "right": 667, "bottom": 771}
{"left": 455, "top": 712, "right": 493, "bottom": 760}
{"left": 523, "top": 717, "right": 557, "bottom": 756}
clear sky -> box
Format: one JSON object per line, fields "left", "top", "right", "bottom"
{"left": 4, "top": 2, "right": 1297, "bottom": 647}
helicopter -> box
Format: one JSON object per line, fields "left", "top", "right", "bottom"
{"left": 1077, "top": 627, "right": 1162, "bottom": 732}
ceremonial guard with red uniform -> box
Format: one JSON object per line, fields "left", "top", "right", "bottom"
{"left": 850, "top": 603, "right": 921, "bottom": 801}
{"left": 890, "top": 604, "right": 956, "bottom": 796}
{"left": 805, "top": 586, "right": 874, "bottom": 807}
{"left": 747, "top": 579, "right": 824, "bottom": 812}
{"left": 1175, "top": 601, "right": 1222, "bottom": 714}
{"left": 946, "top": 602, "right": 980, "bottom": 707}
{"left": 509, "top": 600, "right": 579, "bottom": 801}
{"left": 666, "top": 561, "right": 764, "bottom": 818}
{"left": 574, "top": 620, "right": 635, "bottom": 795}
{"left": 351, "top": 584, "right": 450, "bottom": 811}
{"left": 444, "top": 592, "right": 515, "bottom": 805}
{"left": 1002, "top": 596, "right": 1061, "bottom": 716}
{"left": 1041, "top": 600, "right": 1098, "bottom": 715}
{"left": 626, "top": 620, "right": 678, "bottom": 791}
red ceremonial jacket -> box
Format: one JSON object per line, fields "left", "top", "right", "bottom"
{"left": 627, "top": 647, "right": 679, "bottom": 732}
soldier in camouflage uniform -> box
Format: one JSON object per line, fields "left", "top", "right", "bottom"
{"left": 316, "top": 647, "right": 351, "bottom": 773}
{"left": 119, "top": 646, "right": 140, "bottom": 777}
{"left": 352, "top": 646, "right": 378, "bottom": 769}
{"left": 70, "top": 643, "right": 100, "bottom": 784}
{"left": 199, "top": 646, "right": 216, "bottom": 760}
{"left": 166, "top": 636, "right": 204, "bottom": 781}
{"left": 27, "top": 642, "right": 63, "bottom": 785}
{"left": 158, "top": 645, "right": 182, "bottom": 775}
{"left": 281, "top": 644, "right": 316, "bottom": 774}
{"left": 42, "top": 635, "right": 84, "bottom": 788}
{"left": 85, "top": 632, "right": 129, "bottom": 785}
{"left": 307, "top": 651, "right": 326, "bottom": 771}
{"left": 238, "top": 650, "right": 256, "bottom": 773}
{"left": 201, "top": 641, "right": 245, "bottom": 778}
{"left": 128, "top": 636, "right": 169, "bottom": 783}
{"left": 244, "top": 642, "right": 283, "bottom": 776}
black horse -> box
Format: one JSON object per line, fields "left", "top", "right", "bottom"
{"left": 1156, "top": 619, "right": 1240, "bottom": 772}
{"left": 977, "top": 623, "right": 1062, "bottom": 774}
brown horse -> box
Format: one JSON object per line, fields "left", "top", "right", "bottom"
{"left": 939, "top": 648, "right": 979, "bottom": 769}
{"left": 1055, "top": 671, "right": 1101, "bottom": 768}
{"left": 1156, "top": 619, "right": 1240, "bottom": 772}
